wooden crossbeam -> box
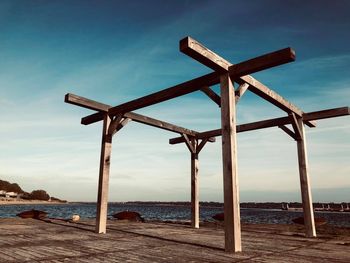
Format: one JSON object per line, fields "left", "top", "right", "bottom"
{"left": 180, "top": 36, "right": 305, "bottom": 119}
{"left": 107, "top": 44, "right": 295, "bottom": 116}
{"left": 169, "top": 106, "right": 350, "bottom": 144}
{"left": 65, "top": 93, "right": 199, "bottom": 136}
{"left": 229, "top": 47, "right": 295, "bottom": 78}
{"left": 65, "top": 93, "right": 110, "bottom": 111}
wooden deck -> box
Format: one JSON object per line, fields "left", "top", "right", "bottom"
{"left": 0, "top": 218, "right": 349, "bottom": 262}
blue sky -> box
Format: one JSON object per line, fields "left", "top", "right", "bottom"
{"left": 0, "top": 0, "right": 349, "bottom": 202}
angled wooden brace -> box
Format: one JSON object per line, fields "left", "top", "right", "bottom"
{"left": 289, "top": 113, "right": 302, "bottom": 141}
{"left": 278, "top": 125, "right": 297, "bottom": 140}
{"left": 196, "top": 138, "right": 209, "bottom": 154}
{"left": 107, "top": 115, "right": 123, "bottom": 135}
{"left": 201, "top": 86, "right": 221, "bottom": 107}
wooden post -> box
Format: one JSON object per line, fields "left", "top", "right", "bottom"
{"left": 191, "top": 138, "right": 199, "bottom": 229}
{"left": 96, "top": 114, "right": 113, "bottom": 234}
{"left": 220, "top": 73, "right": 241, "bottom": 252}
{"left": 296, "top": 118, "right": 316, "bottom": 237}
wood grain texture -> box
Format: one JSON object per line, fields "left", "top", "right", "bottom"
{"left": 290, "top": 113, "right": 302, "bottom": 140}
{"left": 169, "top": 106, "right": 349, "bottom": 144}
{"left": 296, "top": 117, "right": 316, "bottom": 238}
{"left": 220, "top": 73, "right": 241, "bottom": 252}
{"left": 228, "top": 47, "right": 295, "bottom": 78}
{"left": 66, "top": 93, "right": 199, "bottom": 136}
{"left": 179, "top": 36, "right": 304, "bottom": 117}
{"left": 2, "top": 219, "right": 349, "bottom": 262}
{"left": 96, "top": 114, "right": 113, "bottom": 234}
{"left": 190, "top": 138, "right": 199, "bottom": 229}
{"left": 201, "top": 86, "right": 221, "bottom": 106}
{"left": 108, "top": 72, "right": 220, "bottom": 116}
{"left": 235, "top": 83, "right": 249, "bottom": 103}
{"left": 278, "top": 125, "right": 296, "bottom": 140}
{"left": 65, "top": 93, "right": 110, "bottom": 111}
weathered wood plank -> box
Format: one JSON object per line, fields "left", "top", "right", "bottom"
{"left": 124, "top": 112, "right": 198, "bottom": 136}
{"left": 278, "top": 125, "right": 297, "bottom": 140}
{"left": 169, "top": 106, "right": 349, "bottom": 144}
{"left": 296, "top": 117, "right": 316, "bottom": 238}
{"left": 66, "top": 93, "right": 199, "bottom": 136}
{"left": 179, "top": 36, "right": 304, "bottom": 118}
{"left": 220, "top": 73, "right": 241, "bottom": 252}
{"left": 96, "top": 114, "right": 113, "bottom": 234}
{"left": 201, "top": 86, "right": 221, "bottom": 106}
{"left": 191, "top": 138, "right": 199, "bottom": 229}
{"left": 290, "top": 113, "right": 302, "bottom": 140}
{"left": 183, "top": 134, "right": 195, "bottom": 153}
{"left": 107, "top": 41, "right": 296, "bottom": 116}
{"left": 65, "top": 93, "right": 110, "bottom": 111}
{"left": 107, "top": 72, "right": 220, "bottom": 116}
{"left": 229, "top": 47, "right": 295, "bottom": 78}
{"left": 235, "top": 83, "right": 249, "bottom": 103}
{"left": 1, "top": 219, "right": 350, "bottom": 262}
{"left": 303, "top": 106, "right": 350, "bottom": 121}
{"left": 180, "top": 36, "right": 232, "bottom": 72}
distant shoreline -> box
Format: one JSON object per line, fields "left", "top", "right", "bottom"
{"left": 0, "top": 200, "right": 67, "bottom": 206}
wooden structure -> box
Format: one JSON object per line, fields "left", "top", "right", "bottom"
{"left": 2, "top": 218, "right": 350, "bottom": 262}
{"left": 65, "top": 36, "right": 350, "bottom": 253}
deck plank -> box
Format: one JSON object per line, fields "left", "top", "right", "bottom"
{"left": 0, "top": 218, "right": 349, "bottom": 262}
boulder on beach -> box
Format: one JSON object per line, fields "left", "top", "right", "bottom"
{"left": 16, "top": 209, "right": 48, "bottom": 219}
{"left": 292, "top": 216, "right": 327, "bottom": 226}
{"left": 113, "top": 211, "right": 144, "bottom": 222}
{"left": 212, "top": 212, "right": 224, "bottom": 221}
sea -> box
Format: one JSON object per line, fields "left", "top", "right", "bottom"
{"left": 1, "top": 203, "right": 349, "bottom": 228}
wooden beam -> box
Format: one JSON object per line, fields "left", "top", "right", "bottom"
{"left": 303, "top": 106, "right": 350, "bottom": 121}
{"left": 65, "top": 93, "right": 109, "bottom": 112}
{"left": 169, "top": 116, "right": 290, "bottom": 144}
{"left": 81, "top": 111, "right": 104, "bottom": 125}
{"left": 169, "top": 106, "right": 349, "bottom": 144}
{"left": 197, "top": 138, "right": 208, "bottom": 154}
{"left": 183, "top": 134, "right": 195, "bottom": 153}
{"left": 279, "top": 125, "right": 296, "bottom": 140}
{"left": 107, "top": 115, "right": 123, "bottom": 136}
{"left": 179, "top": 36, "right": 304, "bottom": 118}
{"left": 238, "top": 75, "right": 304, "bottom": 117}
{"left": 201, "top": 86, "right": 221, "bottom": 107}
{"left": 107, "top": 72, "right": 220, "bottom": 116}
{"left": 235, "top": 83, "right": 249, "bottom": 103}
{"left": 296, "top": 117, "right": 316, "bottom": 238}
{"left": 220, "top": 73, "right": 241, "bottom": 252}
{"left": 66, "top": 93, "right": 199, "bottom": 136}
{"left": 290, "top": 113, "right": 302, "bottom": 140}
{"left": 190, "top": 137, "right": 199, "bottom": 229}
{"left": 96, "top": 114, "right": 113, "bottom": 234}
{"left": 124, "top": 112, "right": 198, "bottom": 136}
{"left": 228, "top": 47, "right": 295, "bottom": 78}
{"left": 107, "top": 43, "right": 296, "bottom": 116}
{"left": 114, "top": 118, "right": 132, "bottom": 135}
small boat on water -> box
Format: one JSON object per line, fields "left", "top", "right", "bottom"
{"left": 112, "top": 211, "right": 144, "bottom": 222}
{"left": 16, "top": 209, "right": 48, "bottom": 219}
{"left": 292, "top": 216, "right": 327, "bottom": 226}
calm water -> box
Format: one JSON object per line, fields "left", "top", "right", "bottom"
{"left": 1, "top": 203, "right": 349, "bottom": 227}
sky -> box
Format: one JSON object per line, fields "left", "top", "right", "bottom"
{"left": 0, "top": 0, "right": 349, "bottom": 202}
